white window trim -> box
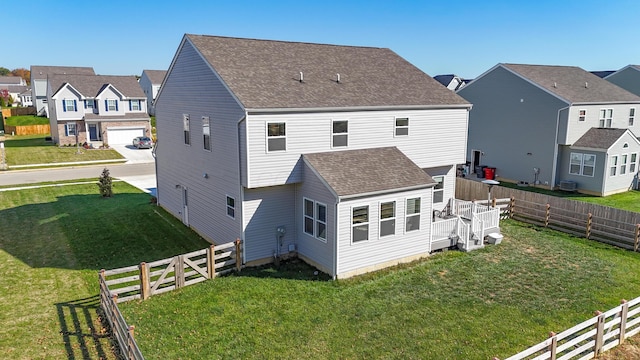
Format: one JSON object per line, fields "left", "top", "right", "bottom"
{"left": 620, "top": 153, "right": 628, "bottom": 175}
{"left": 569, "top": 152, "right": 595, "bottom": 177}
{"left": 303, "top": 197, "right": 327, "bottom": 242}
{"left": 107, "top": 99, "right": 117, "bottom": 111}
{"left": 183, "top": 114, "right": 191, "bottom": 146}
{"left": 202, "top": 116, "right": 211, "bottom": 151}
{"left": 405, "top": 197, "right": 421, "bottom": 233}
{"left": 630, "top": 108, "right": 636, "bottom": 126}
{"left": 351, "top": 204, "right": 370, "bottom": 244}
{"left": 631, "top": 153, "right": 638, "bottom": 173}
{"left": 226, "top": 195, "right": 235, "bottom": 219}
{"left": 65, "top": 123, "right": 77, "bottom": 136}
{"left": 331, "top": 119, "right": 348, "bottom": 148}
{"left": 131, "top": 99, "right": 141, "bottom": 111}
{"left": 432, "top": 175, "right": 445, "bottom": 204}
{"left": 610, "top": 155, "right": 618, "bottom": 177}
{"left": 379, "top": 201, "right": 396, "bottom": 238}
{"left": 394, "top": 117, "right": 409, "bottom": 137}
{"left": 266, "top": 121, "right": 286, "bottom": 152}
{"left": 578, "top": 109, "right": 586, "bottom": 122}
{"left": 65, "top": 99, "right": 75, "bottom": 112}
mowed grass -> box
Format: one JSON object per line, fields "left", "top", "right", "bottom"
{"left": 4, "top": 115, "right": 50, "bottom": 126}
{"left": 0, "top": 183, "right": 211, "bottom": 359}
{"left": 120, "top": 220, "right": 640, "bottom": 360}
{"left": 4, "top": 135, "right": 124, "bottom": 166}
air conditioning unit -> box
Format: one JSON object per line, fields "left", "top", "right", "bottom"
{"left": 559, "top": 180, "right": 577, "bottom": 192}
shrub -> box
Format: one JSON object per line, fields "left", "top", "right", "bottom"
{"left": 97, "top": 167, "right": 113, "bottom": 197}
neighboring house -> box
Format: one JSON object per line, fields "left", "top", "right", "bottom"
{"left": 590, "top": 70, "right": 616, "bottom": 79}
{"left": 458, "top": 63, "right": 640, "bottom": 196}
{"left": 154, "top": 34, "right": 500, "bottom": 279}
{"left": 433, "top": 74, "right": 469, "bottom": 91}
{"left": 30, "top": 65, "right": 95, "bottom": 116}
{"left": 19, "top": 88, "right": 32, "bottom": 106}
{"left": 139, "top": 70, "right": 167, "bottom": 115}
{"left": 0, "top": 85, "right": 28, "bottom": 106}
{"left": 604, "top": 65, "right": 640, "bottom": 97}
{"left": 47, "top": 74, "right": 151, "bottom": 146}
{"left": 0, "top": 76, "right": 26, "bottom": 86}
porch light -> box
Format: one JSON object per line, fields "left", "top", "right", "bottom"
{"left": 482, "top": 179, "right": 500, "bottom": 207}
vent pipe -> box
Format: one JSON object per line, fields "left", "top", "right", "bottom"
{"left": 299, "top": 72, "right": 304, "bottom": 83}
{"left": 336, "top": 73, "right": 341, "bottom": 83}
{"left": 585, "top": 82, "right": 588, "bottom": 88}
{"left": 553, "top": 82, "right": 557, "bottom": 88}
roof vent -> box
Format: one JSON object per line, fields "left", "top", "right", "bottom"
{"left": 585, "top": 82, "right": 588, "bottom": 88}
{"left": 553, "top": 82, "right": 557, "bottom": 88}
{"left": 336, "top": 73, "right": 341, "bottom": 83}
{"left": 299, "top": 71, "right": 304, "bottom": 83}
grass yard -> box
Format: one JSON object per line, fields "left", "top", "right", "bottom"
{"left": 4, "top": 115, "right": 50, "bottom": 126}
{"left": 119, "top": 221, "right": 640, "bottom": 360}
{"left": 0, "top": 183, "right": 211, "bottom": 359}
{"left": 4, "top": 134, "right": 124, "bottom": 166}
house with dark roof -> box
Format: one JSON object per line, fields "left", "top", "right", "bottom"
{"left": 604, "top": 65, "right": 640, "bottom": 97}
{"left": 47, "top": 74, "right": 151, "bottom": 146}
{"left": 433, "top": 74, "right": 469, "bottom": 91}
{"left": 30, "top": 65, "right": 96, "bottom": 116}
{"left": 154, "top": 34, "right": 500, "bottom": 279}
{"left": 458, "top": 63, "right": 640, "bottom": 196}
{"left": 138, "top": 69, "right": 167, "bottom": 115}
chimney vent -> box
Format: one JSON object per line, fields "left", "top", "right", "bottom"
{"left": 299, "top": 72, "right": 304, "bottom": 83}
{"left": 585, "top": 82, "right": 588, "bottom": 88}
{"left": 336, "top": 73, "right": 340, "bottom": 83}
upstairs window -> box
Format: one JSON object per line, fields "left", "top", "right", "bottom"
{"left": 578, "top": 110, "right": 586, "bottom": 122}
{"left": 395, "top": 117, "right": 409, "bottom": 136}
{"left": 183, "top": 114, "right": 190, "bottom": 145}
{"left": 599, "top": 108, "right": 613, "bottom": 128}
{"left": 130, "top": 99, "right": 141, "bottom": 111}
{"left": 267, "top": 122, "right": 286, "bottom": 152}
{"left": 84, "top": 99, "right": 95, "bottom": 109}
{"left": 106, "top": 99, "right": 118, "bottom": 111}
{"left": 610, "top": 155, "right": 618, "bottom": 176}
{"left": 405, "top": 197, "right": 421, "bottom": 232}
{"left": 379, "top": 201, "right": 396, "bottom": 237}
{"left": 202, "top": 116, "right": 211, "bottom": 151}
{"left": 433, "top": 176, "right": 444, "bottom": 203}
{"left": 352, "top": 205, "right": 369, "bottom": 243}
{"left": 630, "top": 108, "right": 636, "bottom": 126}
{"left": 63, "top": 99, "right": 76, "bottom": 112}
{"left": 226, "top": 196, "right": 235, "bottom": 219}
{"left": 332, "top": 120, "right": 348, "bottom": 147}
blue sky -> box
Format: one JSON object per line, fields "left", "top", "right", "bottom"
{"left": 8, "top": 0, "right": 639, "bottom": 79}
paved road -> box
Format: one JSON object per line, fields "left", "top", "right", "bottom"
{"left": 0, "top": 162, "right": 156, "bottom": 186}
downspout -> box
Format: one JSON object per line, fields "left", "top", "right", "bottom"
{"left": 152, "top": 138, "right": 159, "bottom": 204}
{"left": 333, "top": 199, "right": 340, "bottom": 280}
{"left": 551, "top": 106, "right": 570, "bottom": 190}
{"left": 237, "top": 114, "right": 247, "bottom": 265}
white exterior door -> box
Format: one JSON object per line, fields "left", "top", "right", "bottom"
{"left": 106, "top": 127, "right": 145, "bottom": 145}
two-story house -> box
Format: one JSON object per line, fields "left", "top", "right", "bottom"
{"left": 605, "top": 65, "right": 640, "bottom": 97}
{"left": 138, "top": 70, "right": 167, "bottom": 116}
{"left": 154, "top": 34, "right": 497, "bottom": 279}
{"left": 458, "top": 63, "right": 640, "bottom": 196}
{"left": 47, "top": 74, "right": 151, "bottom": 146}
{"left": 31, "top": 65, "right": 95, "bottom": 116}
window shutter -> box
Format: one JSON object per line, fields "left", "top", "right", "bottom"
{"left": 62, "top": 99, "right": 66, "bottom": 112}
{"left": 115, "top": 100, "right": 119, "bottom": 111}
{"left": 105, "top": 100, "right": 108, "bottom": 112}
{"left": 83, "top": 100, "right": 87, "bottom": 109}
{"left": 65, "top": 124, "right": 68, "bottom": 136}
{"left": 129, "top": 100, "right": 132, "bottom": 111}
{"left": 73, "top": 100, "right": 77, "bottom": 111}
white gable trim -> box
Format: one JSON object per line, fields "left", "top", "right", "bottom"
{"left": 610, "top": 129, "right": 640, "bottom": 150}
{"left": 96, "top": 84, "right": 124, "bottom": 99}
{"left": 497, "top": 64, "right": 572, "bottom": 105}
{"left": 301, "top": 157, "right": 340, "bottom": 201}
{"left": 51, "top": 83, "right": 84, "bottom": 99}
{"left": 603, "top": 65, "right": 639, "bottom": 80}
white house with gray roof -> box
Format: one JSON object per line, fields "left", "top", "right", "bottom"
{"left": 154, "top": 34, "right": 498, "bottom": 278}
{"left": 30, "top": 65, "right": 95, "bottom": 116}
{"left": 47, "top": 74, "right": 151, "bottom": 146}
{"left": 458, "top": 63, "right": 640, "bottom": 196}
{"left": 138, "top": 69, "right": 167, "bottom": 115}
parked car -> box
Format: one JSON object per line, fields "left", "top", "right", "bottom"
{"left": 132, "top": 136, "right": 153, "bottom": 149}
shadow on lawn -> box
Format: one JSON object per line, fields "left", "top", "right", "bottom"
{"left": 233, "top": 257, "right": 332, "bottom": 281}
{"left": 4, "top": 136, "right": 51, "bottom": 148}
{"left": 56, "top": 295, "right": 116, "bottom": 360}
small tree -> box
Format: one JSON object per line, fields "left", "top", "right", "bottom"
{"left": 97, "top": 167, "right": 113, "bottom": 197}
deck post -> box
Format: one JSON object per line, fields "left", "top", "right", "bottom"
{"left": 509, "top": 196, "right": 515, "bottom": 219}
{"left": 586, "top": 213, "right": 593, "bottom": 239}
{"left": 545, "top": 204, "right": 550, "bottom": 227}
{"left": 620, "top": 299, "right": 629, "bottom": 343}
{"left": 235, "top": 238, "right": 242, "bottom": 272}
{"left": 634, "top": 224, "right": 640, "bottom": 251}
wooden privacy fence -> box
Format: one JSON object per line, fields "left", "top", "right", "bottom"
{"left": 98, "top": 240, "right": 242, "bottom": 359}
{"left": 495, "top": 296, "right": 640, "bottom": 360}
{"left": 4, "top": 124, "right": 50, "bottom": 135}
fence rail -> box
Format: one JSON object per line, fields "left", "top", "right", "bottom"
{"left": 4, "top": 124, "right": 50, "bottom": 135}
{"left": 99, "top": 240, "right": 242, "bottom": 359}
{"left": 496, "top": 296, "right": 640, "bottom": 360}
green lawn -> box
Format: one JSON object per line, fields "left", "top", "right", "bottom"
{"left": 0, "top": 183, "right": 211, "bottom": 359}
{"left": 4, "top": 115, "right": 50, "bottom": 126}
{"left": 119, "top": 221, "right": 640, "bottom": 360}
{"left": 4, "top": 135, "right": 124, "bottom": 166}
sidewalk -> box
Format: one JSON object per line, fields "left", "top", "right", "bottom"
{"left": 9, "top": 158, "right": 127, "bottom": 169}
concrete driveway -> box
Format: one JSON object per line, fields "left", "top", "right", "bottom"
{"left": 110, "top": 144, "right": 155, "bottom": 164}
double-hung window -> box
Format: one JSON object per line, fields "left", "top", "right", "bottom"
{"left": 65, "top": 123, "right": 77, "bottom": 136}
{"left": 130, "top": 99, "right": 141, "bottom": 111}
{"left": 267, "top": 122, "right": 286, "bottom": 151}
{"left": 599, "top": 109, "right": 613, "bottom": 127}
{"left": 621, "top": 154, "right": 628, "bottom": 175}
{"left": 64, "top": 99, "right": 76, "bottom": 112}
{"left": 107, "top": 99, "right": 118, "bottom": 111}
{"left": 352, "top": 205, "right": 369, "bottom": 242}
{"left": 84, "top": 99, "right": 94, "bottom": 109}
{"left": 578, "top": 110, "right": 586, "bottom": 122}
{"left": 610, "top": 155, "right": 618, "bottom": 176}
{"left": 226, "top": 196, "right": 235, "bottom": 219}
{"left": 630, "top": 108, "right": 636, "bottom": 126}
{"left": 304, "top": 198, "right": 326, "bottom": 241}
{"left": 405, "top": 197, "right": 421, "bottom": 232}
{"left": 379, "top": 201, "right": 396, "bottom": 237}
{"left": 631, "top": 153, "right": 638, "bottom": 173}
{"left": 395, "top": 117, "right": 409, "bottom": 136}
{"left": 569, "top": 153, "right": 595, "bottom": 177}
{"left": 202, "top": 116, "right": 211, "bottom": 151}
{"left": 433, "top": 176, "right": 444, "bottom": 204}
{"left": 183, "top": 114, "right": 190, "bottom": 145}
{"left": 332, "top": 120, "right": 348, "bottom": 147}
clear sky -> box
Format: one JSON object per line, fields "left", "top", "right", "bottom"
{"left": 7, "top": 0, "right": 639, "bottom": 79}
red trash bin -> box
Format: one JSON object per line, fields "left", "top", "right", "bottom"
{"left": 484, "top": 167, "right": 495, "bottom": 180}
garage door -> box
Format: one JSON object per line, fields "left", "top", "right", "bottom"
{"left": 106, "top": 128, "right": 145, "bottom": 145}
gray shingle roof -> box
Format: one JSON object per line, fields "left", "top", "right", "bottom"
{"left": 572, "top": 128, "right": 627, "bottom": 149}
{"left": 49, "top": 74, "right": 146, "bottom": 98}
{"left": 186, "top": 34, "right": 470, "bottom": 109}
{"left": 0, "top": 76, "right": 24, "bottom": 85}
{"left": 30, "top": 65, "right": 95, "bottom": 80}
{"left": 502, "top": 64, "right": 640, "bottom": 104}
{"left": 142, "top": 70, "right": 167, "bottom": 84}
{"left": 303, "top": 147, "right": 435, "bottom": 197}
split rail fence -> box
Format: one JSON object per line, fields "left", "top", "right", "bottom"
{"left": 495, "top": 296, "right": 640, "bottom": 360}
{"left": 98, "top": 239, "right": 242, "bottom": 359}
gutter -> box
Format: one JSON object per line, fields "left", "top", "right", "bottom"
{"left": 338, "top": 183, "right": 435, "bottom": 201}
{"left": 551, "top": 106, "right": 569, "bottom": 190}
{"left": 246, "top": 104, "right": 472, "bottom": 115}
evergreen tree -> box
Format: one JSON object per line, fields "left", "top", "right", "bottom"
{"left": 97, "top": 168, "right": 113, "bottom": 197}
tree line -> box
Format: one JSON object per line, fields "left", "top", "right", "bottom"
{"left": 0, "top": 67, "right": 30, "bottom": 85}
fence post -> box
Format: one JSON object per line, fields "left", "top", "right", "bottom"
{"left": 586, "top": 213, "right": 593, "bottom": 239}
{"left": 635, "top": 224, "right": 640, "bottom": 251}
{"left": 235, "top": 238, "right": 242, "bottom": 272}
{"left": 139, "top": 262, "right": 150, "bottom": 300}
{"left": 545, "top": 204, "right": 550, "bottom": 227}
{"left": 207, "top": 244, "right": 216, "bottom": 279}
{"left": 128, "top": 325, "right": 135, "bottom": 359}
{"left": 492, "top": 197, "right": 496, "bottom": 208}
{"left": 175, "top": 255, "right": 185, "bottom": 288}
{"left": 110, "top": 294, "right": 118, "bottom": 330}
{"left": 620, "top": 299, "right": 629, "bottom": 343}
{"left": 548, "top": 332, "right": 557, "bottom": 360}
{"left": 594, "top": 310, "right": 605, "bottom": 356}
{"left": 509, "top": 197, "right": 515, "bottom": 219}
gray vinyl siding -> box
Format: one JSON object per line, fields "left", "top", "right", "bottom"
{"left": 459, "top": 66, "right": 569, "bottom": 186}
{"left": 424, "top": 165, "right": 455, "bottom": 211}
{"left": 245, "top": 108, "right": 468, "bottom": 188}
{"left": 606, "top": 68, "right": 640, "bottom": 97}
{"left": 243, "top": 185, "right": 297, "bottom": 262}
{"left": 565, "top": 104, "right": 640, "bottom": 145}
{"left": 603, "top": 132, "right": 640, "bottom": 194}
{"left": 155, "top": 39, "right": 245, "bottom": 245}
{"left": 33, "top": 79, "right": 48, "bottom": 114}
{"left": 138, "top": 72, "right": 155, "bottom": 115}
{"left": 336, "top": 188, "right": 432, "bottom": 276}
{"left": 297, "top": 163, "right": 337, "bottom": 274}
{"left": 52, "top": 87, "right": 83, "bottom": 120}
{"left": 557, "top": 145, "right": 605, "bottom": 194}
